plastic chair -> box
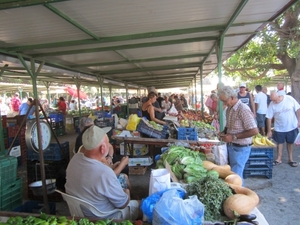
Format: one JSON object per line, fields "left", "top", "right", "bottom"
{"left": 55, "top": 189, "right": 122, "bottom": 218}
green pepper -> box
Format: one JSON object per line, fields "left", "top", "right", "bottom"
{"left": 40, "top": 213, "right": 48, "bottom": 221}
{"left": 95, "top": 221, "right": 106, "bottom": 225}
{"left": 57, "top": 217, "right": 68, "bottom": 224}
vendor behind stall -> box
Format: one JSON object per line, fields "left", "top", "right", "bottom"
{"left": 142, "top": 92, "right": 166, "bottom": 125}
{"left": 65, "top": 125, "right": 142, "bottom": 220}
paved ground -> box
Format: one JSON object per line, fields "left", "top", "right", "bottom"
{"left": 23, "top": 130, "right": 300, "bottom": 224}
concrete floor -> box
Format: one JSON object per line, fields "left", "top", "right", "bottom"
{"left": 18, "top": 128, "right": 300, "bottom": 224}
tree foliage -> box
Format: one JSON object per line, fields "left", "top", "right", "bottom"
{"left": 224, "top": 2, "right": 300, "bottom": 101}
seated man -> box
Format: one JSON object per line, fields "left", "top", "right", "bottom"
{"left": 65, "top": 125, "right": 141, "bottom": 220}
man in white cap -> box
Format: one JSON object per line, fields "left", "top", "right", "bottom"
{"left": 65, "top": 125, "right": 141, "bottom": 220}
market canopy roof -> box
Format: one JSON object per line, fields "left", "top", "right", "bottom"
{"left": 0, "top": 0, "right": 297, "bottom": 90}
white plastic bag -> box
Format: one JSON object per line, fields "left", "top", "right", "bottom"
{"left": 152, "top": 189, "right": 204, "bottom": 225}
{"left": 149, "top": 169, "right": 170, "bottom": 195}
{"left": 168, "top": 103, "right": 178, "bottom": 116}
{"left": 212, "top": 144, "right": 228, "bottom": 165}
{"left": 294, "top": 132, "right": 300, "bottom": 146}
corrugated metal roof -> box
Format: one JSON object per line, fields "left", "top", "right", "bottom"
{"left": 0, "top": 0, "right": 297, "bottom": 90}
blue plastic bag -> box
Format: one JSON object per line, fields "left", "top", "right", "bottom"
{"left": 152, "top": 189, "right": 204, "bottom": 225}
{"left": 141, "top": 188, "right": 185, "bottom": 223}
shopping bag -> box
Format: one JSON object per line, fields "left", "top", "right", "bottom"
{"left": 152, "top": 189, "right": 204, "bottom": 225}
{"left": 294, "top": 131, "right": 300, "bottom": 146}
{"left": 149, "top": 169, "right": 170, "bottom": 195}
{"left": 212, "top": 144, "right": 228, "bottom": 165}
{"left": 168, "top": 104, "right": 178, "bottom": 116}
{"left": 125, "top": 114, "right": 141, "bottom": 131}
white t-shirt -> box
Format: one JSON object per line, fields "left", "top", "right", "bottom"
{"left": 277, "top": 90, "right": 286, "bottom": 96}
{"left": 65, "top": 153, "right": 128, "bottom": 216}
{"left": 254, "top": 92, "right": 268, "bottom": 114}
{"left": 266, "top": 95, "right": 300, "bottom": 132}
{"left": 161, "top": 100, "right": 171, "bottom": 112}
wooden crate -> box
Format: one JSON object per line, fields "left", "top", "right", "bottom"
{"left": 129, "top": 166, "right": 147, "bottom": 175}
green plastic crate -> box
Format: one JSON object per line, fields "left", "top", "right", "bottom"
{"left": 0, "top": 155, "right": 17, "bottom": 188}
{"left": 0, "top": 178, "right": 22, "bottom": 211}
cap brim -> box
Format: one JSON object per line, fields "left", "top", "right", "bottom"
{"left": 101, "top": 126, "right": 112, "bottom": 133}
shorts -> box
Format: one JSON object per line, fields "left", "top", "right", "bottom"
{"left": 117, "top": 173, "right": 127, "bottom": 189}
{"left": 273, "top": 128, "right": 298, "bottom": 144}
{"left": 115, "top": 200, "right": 139, "bottom": 220}
{"left": 256, "top": 113, "right": 266, "bottom": 128}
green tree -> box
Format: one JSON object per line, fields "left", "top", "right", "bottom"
{"left": 223, "top": 2, "right": 300, "bottom": 101}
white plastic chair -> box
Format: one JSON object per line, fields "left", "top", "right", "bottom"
{"left": 55, "top": 189, "right": 123, "bottom": 218}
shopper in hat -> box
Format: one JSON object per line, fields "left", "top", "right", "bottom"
{"left": 237, "top": 83, "right": 256, "bottom": 117}
{"left": 65, "top": 125, "right": 141, "bottom": 220}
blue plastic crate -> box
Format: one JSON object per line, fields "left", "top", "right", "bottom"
{"left": 137, "top": 119, "right": 168, "bottom": 139}
{"left": 250, "top": 147, "right": 273, "bottom": 159}
{"left": 13, "top": 200, "right": 56, "bottom": 215}
{"left": 27, "top": 141, "right": 69, "bottom": 161}
{"left": 177, "top": 127, "right": 198, "bottom": 141}
{"left": 48, "top": 113, "right": 64, "bottom": 122}
{"left": 245, "top": 157, "right": 273, "bottom": 169}
{"left": 243, "top": 167, "right": 272, "bottom": 179}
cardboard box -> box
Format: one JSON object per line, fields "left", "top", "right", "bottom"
{"left": 120, "top": 142, "right": 148, "bottom": 156}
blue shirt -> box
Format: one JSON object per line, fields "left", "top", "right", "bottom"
{"left": 19, "top": 103, "right": 35, "bottom": 117}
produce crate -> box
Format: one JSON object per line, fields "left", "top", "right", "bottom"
{"left": 13, "top": 200, "right": 56, "bottom": 215}
{"left": 243, "top": 167, "right": 272, "bottom": 179}
{"left": 0, "top": 178, "right": 22, "bottom": 211}
{"left": 48, "top": 113, "right": 64, "bottom": 122}
{"left": 8, "top": 137, "right": 20, "bottom": 147}
{"left": 137, "top": 119, "right": 168, "bottom": 139}
{"left": 27, "top": 141, "right": 69, "bottom": 161}
{"left": 177, "top": 127, "right": 198, "bottom": 141}
{"left": 7, "top": 125, "right": 20, "bottom": 138}
{"left": 250, "top": 147, "right": 274, "bottom": 159}
{"left": 129, "top": 166, "right": 147, "bottom": 175}
{"left": 2, "top": 128, "right": 7, "bottom": 138}
{"left": 244, "top": 157, "right": 273, "bottom": 170}
{"left": 51, "top": 121, "right": 64, "bottom": 129}
{"left": 0, "top": 155, "right": 17, "bottom": 187}
{"left": 95, "top": 117, "right": 114, "bottom": 128}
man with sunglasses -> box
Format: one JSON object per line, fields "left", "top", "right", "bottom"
{"left": 218, "top": 86, "right": 258, "bottom": 184}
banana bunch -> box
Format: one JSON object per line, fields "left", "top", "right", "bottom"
{"left": 252, "top": 134, "right": 276, "bottom": 147}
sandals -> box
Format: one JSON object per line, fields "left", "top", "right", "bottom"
{"left": 288, "top": 161, "right": 298, "bottom": 167}
{"left": 273, "top": 160, "right": 282, "bottom": 166}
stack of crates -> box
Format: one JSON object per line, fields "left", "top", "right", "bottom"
{"left": 27, "top": 141, "right": 70, "bottom": 201}
{"left": 5, "top": 124, "right": 27, "bottom": 166}
{"left": 177, "top": 127, "right": 198, "bottom": 141}
{"left": 48, "top": 113, "right": 65, "bottom": 136}
{"left": 243, "top": 147, "right": 274, "bottom": 179}
{"left": 0, "top": 155, "right": 22, "bottom": 210}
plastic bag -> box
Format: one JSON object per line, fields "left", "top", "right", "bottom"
{"left": 149, "top": 169, "right": 170, "bottom": 195}
{"left": 212, "top": 144, "right": 228, "bottom": 165}
{"left": 141, "top": 188, "right": 186, "bottom": 223}
{"left": 211, "top": 119, "right": 220, "bottom": 132}
{"left": 152, "top": 189, "right": 204, "bottom": 225}
{"left": 168, "top": 104, "right": 178, "bottom": 116}
{"left": 294, "top": 131, "right": 300, "bottom": 146}
{"left": 125, "top": 114, "right": 141, "bottom": 131}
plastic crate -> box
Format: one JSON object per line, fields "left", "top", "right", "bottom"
{"left": 95, "top": 117, "right": 114, "bottom": 128}
{"left": 2, "top": 128, "right": 7, "bottom": 138}
{"left": 13, "top": 200, "right": 56, "bottom": 215}
{"left": 0, "top": 178, "right": 22, "bottom": 211}
{"left": 27, "top": 141, "right": 69, "bottom": 161}
{"left": 0, "top": 155, "right": 17, "bottom": 188}
{"left": 7, "top": 125, "right": 20, "bottom": 138}
{"left": 8, "top": 137, "right": 20, "bottom": 147}
{"left": 177, "top": 127, "right": 198, "bottom": 141}
{"left": 48, "top": 113, "right": 64, "bottom": 122}
{"left": 245, "top": 157, "right": 273, "bottom": 169}
{"left": 51, "top": 121, "right": 64, "bottom": 129}
{"left": 54, "top": 127, "right": 65, "bottom": 136}
{"left": 243, "top": 167, "right": 272, "bottom": 179}
{"left": 250, "top": 147, "right": 274, "bottom": 159}
{"left": 137, "top": 119, "right": 168, "bottom": 139}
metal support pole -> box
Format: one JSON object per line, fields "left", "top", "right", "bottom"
{"left": 194, "top": 75, "right": 197, "bottom": 111}
{"left": 109, "top": 86, "right": 112, "bottom": 108}
{"left": 200, "top": 66, "right": 205, "bottom": 114}
{"left": 217, "top": 35, "right": 225, "bottom": 131}
{"left": 125, "top": 83, "right": 129, "bottom": 116}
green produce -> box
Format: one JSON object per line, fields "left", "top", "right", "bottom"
{"left": 0, "top": 213, "right": 132, "bottom": 225}
{"left": 149, "top": 121, "right": 163, "bottom": 131}
{"left": 186, "top": 176, "right": 234, "bottom": 221}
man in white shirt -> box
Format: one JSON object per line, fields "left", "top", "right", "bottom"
{"left": 254, "top": 85, "right": 268, "bottom": 136}
{"left": 266, "top": 91, "right": 300, "bottom": 167}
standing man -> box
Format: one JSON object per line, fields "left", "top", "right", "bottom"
{"left": 277, "top": 82, "right": 286, "bottom": 96}
{"left": 19, "top": 98, "right": 35, "bottom": 118}
{"left": 156, "top": 93, "right": 164, "bottom": 108}
{"left": 10, "top": 92, "right": 21, "bottom": 116}
{"left": 254, "top": 85, "right": 268, "bottom": 136}
{"left": 266, "top": 91, "right": 300, "bottom": 167}
{"left": 262, "top": 86, "right": 271, "bottom": 106}
{"left": 218, "top": 86, "right": 258, "bottom": 182}
{"left": 237, "top": 83, "right": 256, "bottom": 118}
